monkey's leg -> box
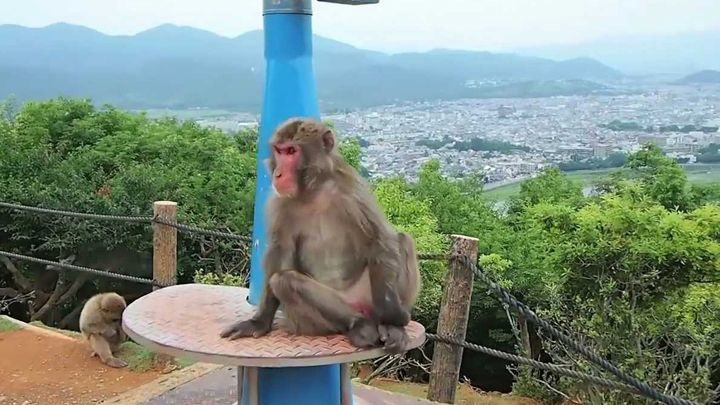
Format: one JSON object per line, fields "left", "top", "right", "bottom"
{"left": 89, "top": 334, "right": 128, "bottom": 368}
{"left": 105, "top": 326, "right": 125, "bottom": 354}
{"left": 221, "top": 245, "right": 284, "bottom": 340}
{"left": 108, "top": 337, "right": 122, "bottom": 355}
{"left": 269, "top": 271, "right": 381, "bottom": 348}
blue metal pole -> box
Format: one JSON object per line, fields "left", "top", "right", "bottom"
{"left": 243, "top": 1, "right": 342, "bottom": 404}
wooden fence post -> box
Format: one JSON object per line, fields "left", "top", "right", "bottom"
{"left": 151, "top": 201, "right": 178, "bottom": 369}
{"left": 518, "top": 314, "right": 533, "bottom": 358}
{"left": 427, "top": 234, "right": 479, "bottom": 404}
{"left": 153, "top": 201, "right": 177, "bottom": 290}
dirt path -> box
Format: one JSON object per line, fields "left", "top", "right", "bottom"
{"left": 0, "top": 317, "right": 540, "bottom": 405}
{"left": 0, "top": 327, "right": 163, "bottom": 405}
{"left": 371, "top": 379, "right": 542, "bottom": 405}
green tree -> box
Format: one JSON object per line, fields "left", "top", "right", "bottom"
{"left": 338, "top": 136, "right": 363, "bottom": 172}
{"left": 508, "top": 167, "right": 585, "bottom": 214}
{"left": 1, "top": 98, "right": 257, "bottom": 327}
{"left": 507, "top": 194, "right": 720, "bottom": 403}
{"left": 624, "top": 144, "right": 692, "bottom": 210}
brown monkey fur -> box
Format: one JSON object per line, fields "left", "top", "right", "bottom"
{"left": 221, "top": 118, "right": 421, "bottom": 354}
{"left": 79, "top": 292, "right": 128, "bottom": 368}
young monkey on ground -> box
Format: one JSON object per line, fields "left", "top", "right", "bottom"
{"left": 221, "top": 118, "right": 421, "bottom": 354}
{"left": 79, "top": 292, "right": 128, "bottom": 368}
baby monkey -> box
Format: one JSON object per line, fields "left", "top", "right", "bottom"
{"left": 79, "top": 292, "right": 128, "bottom": 368}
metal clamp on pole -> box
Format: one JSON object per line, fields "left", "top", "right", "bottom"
{"left": 263, "top": 0, "right": 312, "bottom": 15}
{"left": 317, "top": 0, "right": 379, "bottom": 4}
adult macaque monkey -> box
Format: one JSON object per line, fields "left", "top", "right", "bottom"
{"left": 221, "top": 118, "right": 421, "bottom": 354}
{"left": 79, "top": 292, "right": 128, "bottom": 368}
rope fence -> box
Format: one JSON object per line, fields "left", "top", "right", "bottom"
{"left": 0, "top": 201, "right": 153, "bottom": 223}
{"left": 0, "top": 250, "right": 167, "bottom": 288}
{"left": 425, "top": 333, "right": 639, "bottom": 394}
{"left": 0, "top": 202, "right": 252, "bottom": 243}
{"left": 447, "top": 255, "right": 702, "bottom": 405}
{"left": 0, "top": 201, "right": 703, "bottom": 405}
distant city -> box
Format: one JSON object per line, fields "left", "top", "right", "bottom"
{"left": 192, "top": 84, "right": 720, "bottom": 186}
{"left": 3, "top": 23, "right": 719, "bottom": 189}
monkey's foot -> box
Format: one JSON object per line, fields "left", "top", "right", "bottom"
{"left": 220, "top": 319, "right": 272, "bottom": 340}
{"left": 90, "top": 351, "right": 98, "bottom": 358}
{"left": 378, "top": 324, "right": 409, "bottom": 355}
{"left": 347, "top": 318, "right": 380, "bottom": 348}
{"left": 105, "top": 357, "right": 128, "bottom": 368}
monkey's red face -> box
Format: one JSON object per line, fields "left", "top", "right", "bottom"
{"left": 271, "top": 142, "right": 301, "bottom": 198}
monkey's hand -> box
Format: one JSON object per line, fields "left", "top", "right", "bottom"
{"left": 220, "top": 318, "right": 272, "bottom": 340}
{"left": 378, "top": 324, "right": 409, "bottom": 355}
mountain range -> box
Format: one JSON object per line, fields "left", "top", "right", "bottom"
{"left": 677, "top": 69, "right": 720, "bottom": 84}
{"left": 518, "top": 31, "right": 720, "bottom": 75}
{"left": 0, "top": 23, "right": 623, "bottom": 112}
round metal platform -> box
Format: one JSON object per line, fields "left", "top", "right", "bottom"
{"left": 122, "top": 284, "right": 426, "bottom": 368}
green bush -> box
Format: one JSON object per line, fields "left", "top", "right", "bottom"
{"left": 0, "top": 97, "right": 256, "bottom": 325}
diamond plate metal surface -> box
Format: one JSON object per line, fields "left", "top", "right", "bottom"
{"left": 122, "top": 284, "right": 426, "bottom": 367}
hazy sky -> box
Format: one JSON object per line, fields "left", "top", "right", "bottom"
{"left": 2, "top": 0, "right": 719, "bottom": 52}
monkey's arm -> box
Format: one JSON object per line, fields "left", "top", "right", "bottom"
{"left": 360, "top": 226, "right": 414, "bottom": 354}
{"left": 366, "top": 241, "right": 411, "bottom": 327}
{"left": 349, "top": 194, "right": 410, "bottom": 327}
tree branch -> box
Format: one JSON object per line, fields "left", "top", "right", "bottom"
{"left": 0, "top": 287, "right": 20, "bottom": 298}
{"left": 0, "top": 254, "right": 33, "bottom": 292}
{"left": 31, "top": 290, "right": 51, "bottom": 312}
{"left": 58, "top": 301, "right": 85, "bottom": 329}
{"left": 57, "top": 274, "right": 89, "bottom": 306}
{"left": 31, "top": 270, "right": 67, "bottom": 321}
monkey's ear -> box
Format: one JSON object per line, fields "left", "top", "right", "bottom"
{"left": 322, "top": 129, "right": 335, "bottom": 152}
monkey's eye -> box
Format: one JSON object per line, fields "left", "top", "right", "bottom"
{"left": 286, "top": 146, "right": 297, "bottom": 155}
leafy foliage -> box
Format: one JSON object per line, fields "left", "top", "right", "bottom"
{"left": 508, "top": 166, "right": 585, "bottom": 214}
{"left": 1, "top": 97, "right": 719, "bottom": 403}
{"left": 400, "top": 147, "right": 719, "bottom": 402}
{"left": 558, "top": 151, "right": 627, "bottom": 171}
{"left": 697, "top": 143, "right": 720, "bottom": 163}
{"left": 0, "top": 97, "right": 257, "bottom": 325}
{"left": 504, "top": 148, "right": 720, "bottom": 403}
